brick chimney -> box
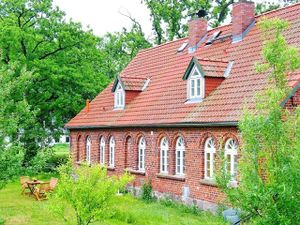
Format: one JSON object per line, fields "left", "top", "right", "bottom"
{"left": 232, "top": 0, "right": 255, "bottom": 43}
{"left": 188, "top": 18, "right": 207, "bottom": 52}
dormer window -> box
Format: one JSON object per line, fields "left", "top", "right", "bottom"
{"left": 188, "top": 66, "right": 204, "bottom": 101}
{"left": 114, "top": 83, "right": 125, "bottom": 109}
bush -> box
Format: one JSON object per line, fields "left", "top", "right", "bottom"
{"left": 0, "top": 217, "right": 5, "bottom": 225}
{"left": 25, "top": 148, "right": 53, "bottom": 174}
{"left": 50, "top": 162, "right": 134, "bottom": 225}
{"left": 47, "top": 154, "right": 69, "bottom": 169}
{"left": 0, "top": 145, "right": 24, "bottom": 189}
{"left": 141, "top": 180, "right": 153, "bottom": 202}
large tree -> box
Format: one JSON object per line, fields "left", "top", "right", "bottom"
{"left": 142, "top": 0, "right": 234, "bottom": 44}
{"left": 0, "top": 0, "right": 108, "bottom": 158}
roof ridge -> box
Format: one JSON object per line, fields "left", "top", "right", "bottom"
{"left": 255, "top": 2, "right": 300, "bottom": 19}
{"left": 197, "top": 57, "right": 229, "bottom": 63}
{"left": 121, "top": 76, "right": 147, "bottom": 80}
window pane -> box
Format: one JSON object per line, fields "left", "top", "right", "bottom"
{"left": 197, "top": 79, "right": 201, "bottom": 96}
{"left": 191, "top": 80, "right": 195, "bottom": 97}
{"left": 227, "top": 154, "right": 231, "bottom": 174}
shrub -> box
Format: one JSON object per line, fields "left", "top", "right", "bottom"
{"left": 0, "top": 145, "right": 24, "bottom": 189}
{"left": 50, "top": 162, "right": 134, "bottom": 225}
{"left": 141, "top": 180, "right": 153, "bottom": 202}
{"left": 25, "top": 148, "right": 53, "bottom": 174}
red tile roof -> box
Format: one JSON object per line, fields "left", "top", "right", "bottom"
{"left": 66, "top": 3, "right": 300, "bottom": 129}
{"left": 197, "top": 58, "right": 229, "bottom": 78}
{"left": 119, "top": 76, "right": 147, "bottom": 91}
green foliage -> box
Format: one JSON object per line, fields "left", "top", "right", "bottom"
{"left": 142, "top": 0, "right": 234, "bottom": 44}
{"left": 50, "top": 163, "right": 133, "bottom": 225}
{"left": 100, "top": 23, "right": 152, "bottom": 79}
{"left": 217, "top": 18, "right": 300, "bottom": 225}
{"left": 141, "top": 180, "right": 153, "bottom": 202}
{"left": 0, "top": 0, "right": 109, "bottom": 157}
{"left": 0, "top": 145, "right": 24, "bottom": 190}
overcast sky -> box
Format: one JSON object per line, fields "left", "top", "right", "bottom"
{"left": 53, "top": 0, "right": 153, "bottom": 38}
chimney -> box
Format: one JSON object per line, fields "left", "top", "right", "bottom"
{"left": 188, "top": 18, "right": 207, "bottom": 52}
{"left": 232, "top": 0, "right": 255, "bottom": 43}
{"left": 86, "top": 99, "right": 90, "bottom": 113}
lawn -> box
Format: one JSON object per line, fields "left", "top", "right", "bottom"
{"left": 52, "top": 144, "right": 69, "bottom": 157}
{"left": 0, "top": 177, "right": 227, "bottom": 225}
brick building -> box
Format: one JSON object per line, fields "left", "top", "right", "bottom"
{"left": 66, "top": 1, "right": 300, "bottom": 211}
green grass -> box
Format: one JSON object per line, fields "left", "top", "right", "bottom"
{"left": 0, "top": 179, "right": 227, "bottom": 225}
{"left": 52, "top": 144, "right": 69, "bottom": 156}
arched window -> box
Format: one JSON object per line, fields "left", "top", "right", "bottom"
{"left": 225, "top": 138, "right": 238, "bottom": 181}
{"left": 86, "top": 136, "right": 91, "bottom": 163}
{"left": 109, "top": 137, "right": 115, "bottom": 167}
{"left": 160, "top": 137, "right": 169, "bottom": 173}
{"left": 99, "top": 136, "right": 105, "bottom": 165}
{"left": 204, "top": 138, "right": 216, "bottom": 179}
{"left": 138, "top": 137, "right": 146, "bottom": 171}
{"left": 176, "top": 136, "right": 185, "bottom": 175}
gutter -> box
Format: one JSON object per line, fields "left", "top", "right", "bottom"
{"left": 65, "top": 121, "right": 238, "bottom": 130}
{"left": 280, "top": 82, "right": 300, "bottom": 107}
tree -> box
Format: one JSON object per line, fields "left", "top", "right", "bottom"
{"left": 0, "top": 0, "right": 110, "bottom": 157}
{"left": 142, "top": 0, "right": 234, "bottom": 44}
{"left": 0, "top": 63, "right": 29, "bottom": 189}
{"left": 217, "top": 18, "right": 300, "bottom": 225}
{"left": 100, "top": 15, "right": 152, "bottom": 79}
{"left": 50, "top": 163, "right": 133, "bottom": 225}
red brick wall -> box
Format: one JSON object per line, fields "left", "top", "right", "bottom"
{"left": 188, "top": 18, "right": 207, "bottom": 47}
{"left": 125, "top": 91, "right": 140, "bottom": 105}
{"left": 284, "top": 87, "right": 300, "bottom": 110}
{"left": 205, "top": 77, "right": 224, "bottom": 97}
{"left": 70, "top": 126, "right": 239, "bottom": 204}
{"left": 232, "top": 1, "right": 255, "bottom": 37}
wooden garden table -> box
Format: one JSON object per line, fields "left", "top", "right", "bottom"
{"left": 26, "top": 180, "right": 44, "bottom": 199}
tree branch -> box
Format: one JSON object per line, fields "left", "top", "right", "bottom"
{"left": 31, "top": 40, "right": 46, "bottom": 53}
{"left": 38, "top": 42, "right": 80, "bottom": 60}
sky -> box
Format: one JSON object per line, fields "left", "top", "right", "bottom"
{"left": 53, "top": 0, "right": 153, "bottom": 38}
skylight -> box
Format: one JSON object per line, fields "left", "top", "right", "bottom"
{"left": 206, "top": 31, "right": 222, "bottom": 45}
{"left": 177, "top": 42, "right": 188, "bottom": 52}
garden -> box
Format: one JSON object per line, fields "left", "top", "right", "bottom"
{"left": 0, "top": 145, "right": 227, "bottom": 225}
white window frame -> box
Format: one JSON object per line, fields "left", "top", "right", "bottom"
{"left": 109, "top": 137, "right": 115, "bottom": 167}
{"left": 187, "top": 66, "right": 205, "bottom": 100}
{"left": 138, "top": 137, "right": 146, "bottom": 171}
{"left": 114, "top": 83, "right": 125, "bottom": 109}
{"left": 176, "top": 136, "right": 185, "bottom": 175}
{"left": 99, "top": 136, "right": 105, "bottom": 165}
{"left": 225, "top": 138, "right": 238, "bottom": 181}
{"left": 204, "top": 137, "right": 216, "bottom": 180}
{"left": 86, "top": 136, "right": 91, "bottom": 164}
{"left": 160, "top": 137, "right": 169, "bottom": 173}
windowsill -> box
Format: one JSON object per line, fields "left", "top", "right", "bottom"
{"left": 228, "top": 180, "right": 238, "bottom": 188}
{"left": 107, "top": 166, "right": 115, "bottom": 171}
{"left": 156, "top": 173, "right": 185, "bottom": 181}
{"left": 113, "top": 106, "right": 125, "bottom": 110}
{"left": 185, "top": 98, "right": 203, "bottom": 104}
{"left": 200, "top": 178, "right": 218, "bottom": 187}
{"left": 124, "top": 168, "right": 146, "bottom": 175}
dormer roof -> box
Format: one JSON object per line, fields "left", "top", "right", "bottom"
{"left": 112, "top": 76, "right": 148, "bottom": 92}
{"left": 183, "top": 57, "right": 231, "bottom": 80}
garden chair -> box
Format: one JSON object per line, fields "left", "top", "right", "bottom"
{"left": 33, "top": 178, "right": 58, "bottom": 201}
{"left": 20, "top": 176, "right": 30, "bottom": 195}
